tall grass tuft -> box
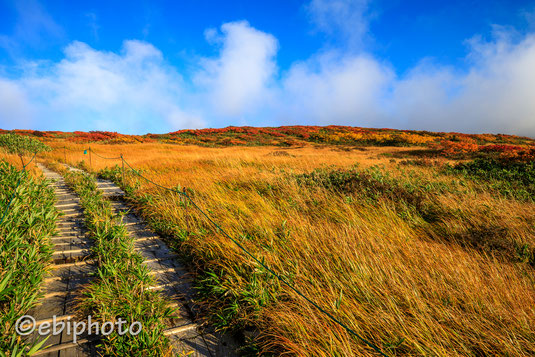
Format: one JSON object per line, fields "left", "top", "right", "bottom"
{"left": 0, "top": 161, "right": 57, "bottom": 355}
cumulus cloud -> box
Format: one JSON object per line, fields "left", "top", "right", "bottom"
{"left": 393, "top": 30, "right": 535, "bottom": 135}
{"left": 0, "top": 40, "right": 203, "bottom": 133}
{"left": 279, "top": 52, "right": 393, "bottom": 126}
{"left": 195, "top": 21, "right": 278, "bottom": 119}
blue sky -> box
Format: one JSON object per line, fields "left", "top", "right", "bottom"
{"left": 1, "top": 0, "right": 534, "bottom": 135}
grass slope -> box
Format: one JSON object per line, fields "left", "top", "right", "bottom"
{"left": 65, "top": 144, "right": 535, "bottom": 356}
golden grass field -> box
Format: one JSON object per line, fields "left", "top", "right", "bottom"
{"left": 38, "top": 141, "right": 535, "bottom": 356}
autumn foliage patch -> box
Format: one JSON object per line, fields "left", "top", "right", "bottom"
{"left": 2, "top": 127, "right": 534, "bottom": 154}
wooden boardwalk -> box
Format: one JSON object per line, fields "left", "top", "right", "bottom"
{"left": 95, "top": 177, "right": 239, "bottom": 356}
{"left": 30, "top": 164, "right": 97, "bottom": 356}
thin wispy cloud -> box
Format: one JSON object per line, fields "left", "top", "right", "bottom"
{"left": 0, "top": 0, "right": 64, "bottom": 58}
{"left": 306, "top": 0, "right": 372, "bottom": 48}
{"left": 85, "top": 12, "right": 100, "bottom": 42}
{"left": 0, "top": 78, "right": 34, "bottom": 127}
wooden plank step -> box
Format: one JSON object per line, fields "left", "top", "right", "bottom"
{"left": 42, "top": 291, "right": 66, "bottom": 299}
{"left": 148, "top": 281, "right": 184, "bottom": 291}
{"left": 55, "top": 227, "right": 80, "bottom": 231}
{"left": 55, "top": 194, "right": 77, "bottom": 198}
{"left": 55, "top": 203, "right": 79, "bottom": 208}
{"left": 50, "top": 236, "right": 78, "bottom": 241}
{"left": 144, "top": 255, "right": 179, "bottom": 264}
{"left": 148, "top": 267, "right": 185, "bottom": 276}
{"left": 164, "top": 323, "right": 197, "bottom": 336}
{"left": 124, "top": 221, "right": 142, "bottom": 227}
{"left": 59, "top": 208, "right": 81, "bottom": 213}
{"left": 52, "top": 254, "right": 90, "bottom": 265}
{"left": 35, "top": 314, "right": 74, "bottom": 327}
{"left": 51, "top": 234, "right": 79, "bottom": 239}
{"left": 53, "top": 241, "right": 88, "bottom": 248}
{"left": 61, "top": 212, "right": 84, "bottom": 218}
{"left": 43, "top": 271, "right": 87, "bottom": 284}
{"left": 52, "top": 249, "right": 87, "bottom": 256}
{"left": 134, "top": 236, "right": 161, "bottom": 243}
{"left": 32, "top": 338, "right": 94, "bottom": 356}
{"left": 50, "top": 260, "right": 92, "bottom": 269}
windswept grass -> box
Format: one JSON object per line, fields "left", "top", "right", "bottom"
{"left": 62, "top": 170, "right": 176, "bottom": 356}
{"left": 297, "top": 165, "right": 535, "bottom": 266}
{"left": 43, "top": 143, "right": 535, "bottom": 356}
{"left": 0, "top": 161, "right": 57, "bottom": 356}
{"left": 446, "top": 158, "right": 535, "bottom": 201}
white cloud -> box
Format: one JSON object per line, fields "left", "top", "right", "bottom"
{"left": 195, "top": 21, "right": 278, "bottom": 118}
{"left": 279, "top": 51, "right": 393, "bottom": 126}
{"left": 393, "top": 31, "right": 535, "bottom": 135}
{"left": 0, "top": 40, "right": 203, "bottom": 133}
{"left": 0, "top": 79, "right": 34, "bottom": 128}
